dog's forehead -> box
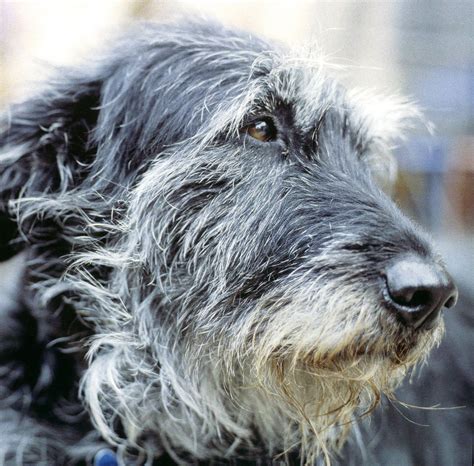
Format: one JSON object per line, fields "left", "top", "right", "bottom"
{"left": 268, "top": 65, "right": 347, "bottom": 126}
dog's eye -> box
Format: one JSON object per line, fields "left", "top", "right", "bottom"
{"left": 242, "top": 119, "right": 277, "bottom": 142}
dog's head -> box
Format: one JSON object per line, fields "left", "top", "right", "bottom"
{"left": 1, "top": 20, "right": 457, "bottom": 463}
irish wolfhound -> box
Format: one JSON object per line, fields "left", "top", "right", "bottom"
{"left": 0, "top": 20, "right": 457, "bottom": 465}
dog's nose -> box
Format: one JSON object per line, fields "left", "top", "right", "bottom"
{"left": 384, "top": 255, "right": 458, "bottom": 329}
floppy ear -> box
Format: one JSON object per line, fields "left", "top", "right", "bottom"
{"left": 0, "top": 73, "right": 102, "bottom": 202}
{"left": 0, "top": 71, "right": 105, "bottom": 249}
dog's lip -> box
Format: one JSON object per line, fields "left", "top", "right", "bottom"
{"left": 413, "top": 310, "right": 442, "bottom": 331}
{"left": 386, "top": 303, "right": 441, "bottom": 332}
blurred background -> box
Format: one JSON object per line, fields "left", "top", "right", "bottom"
{"left": 0, "top": 1, "right": 472, "bottom": 465}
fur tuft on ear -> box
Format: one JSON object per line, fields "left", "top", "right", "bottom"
{"left": 0, "top": 71, "right": 107, "bottom": 248}
{"left": 1, "top": 73, "right": 102, "bottom": 196}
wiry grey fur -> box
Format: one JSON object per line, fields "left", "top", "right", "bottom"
{"left": 0, "top": 20, "right": 451, "bottom": 465}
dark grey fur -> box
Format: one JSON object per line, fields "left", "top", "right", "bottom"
{"left": 0, "top": 20, "right": 465, "bottom": 466}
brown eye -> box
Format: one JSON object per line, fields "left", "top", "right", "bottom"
{"left": 242, "top": 118, "right": 277, "bottom": 142}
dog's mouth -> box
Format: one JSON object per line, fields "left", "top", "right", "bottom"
{"left": 296, "top": 317, "right": 444, "bottom": 372}
{"left": 383, "top": 308, "right": 445, "bottom": 362}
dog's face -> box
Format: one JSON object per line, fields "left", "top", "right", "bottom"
{"left": 1, "top": 20, "right": 456, "bottom": 463}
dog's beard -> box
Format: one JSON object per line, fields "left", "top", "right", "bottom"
{"left": 222, "top": 278, "right": 444, "bottom": 464}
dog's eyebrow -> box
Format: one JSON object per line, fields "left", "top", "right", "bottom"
{"left": 310, "top": 106, "right": 331, "bottom": 149}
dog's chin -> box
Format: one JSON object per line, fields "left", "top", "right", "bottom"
{"left": 262, "top": 317, "right": 445, "bottom": 402}
{"left": 257, "top": 326, "right": 442, "bottom": 428}
{"left": 251, "top": 307, "right": 444, "bottom": 393}
{"left": 246, "top": 346, "right": 412, "bottom": 462}
{"left": 309, "top": 318, "right": 443, "bottom": 371}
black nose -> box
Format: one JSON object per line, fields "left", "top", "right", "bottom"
{"left": 384, "top": 255, "right": 458, "bottom": 329}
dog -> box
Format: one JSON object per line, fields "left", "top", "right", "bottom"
{"left": 0, "top": 20, "right": 459, "bottom": 465}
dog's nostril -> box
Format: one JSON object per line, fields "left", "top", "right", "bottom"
{"left": 398, "top": 288, "right": 432, "bottom": 308}
{"left": 384, "top": 255, "right": 458, "bottom": 329}
{"left": 444, "top": 295, "right": 457, "bottom": 309}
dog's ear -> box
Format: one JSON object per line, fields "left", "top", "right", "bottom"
{"left": 0, "top": 72, "right": 102, "bottom": 204}
{"left": 0, "top": 70, "right": 107, "bottom": 250}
